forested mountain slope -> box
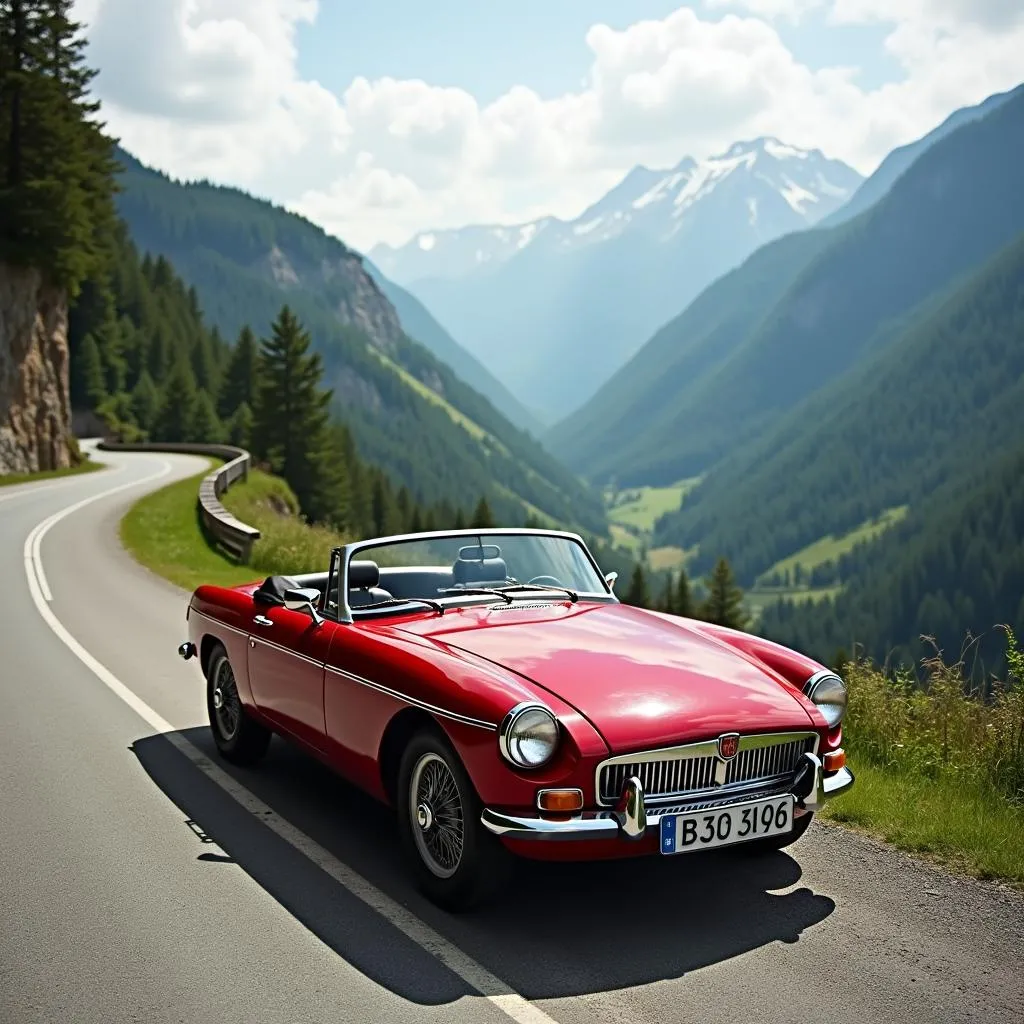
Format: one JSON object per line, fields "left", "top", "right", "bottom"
{"left": 657, "top": 229, "right": 1024, "bottom": 583}
{"left": 549, "top": 228, "right": 834, "bottom": 475}
{"left": 110, "top": 149, "right": 605, "bottom": 533}
{"left": 759, "top": 437, "right": 1024, "bottom": 678}
{"left": 822, "top": 83, "right": 1022, "bottom": 228}
{"left": 68, "top": 222, "right": 460, "bottom": 538}
{"left": 553, "top": 85, "right": 1024, "bottom": 487}
{"left": 361, "top": 259, "right": 542, "bottom": 435}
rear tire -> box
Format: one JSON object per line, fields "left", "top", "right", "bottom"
{"left": 396, "top": 728, "right": 513, "bottom": 911}
{"left": 741, "top": 808, "right": 814, "bottom": 853}
{"left": 206, "top": 645, "right": 271, "bottom": 765}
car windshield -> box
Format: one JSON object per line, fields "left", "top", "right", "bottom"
{"left": 343, "top": 531, "right": 609, "bottom": 613}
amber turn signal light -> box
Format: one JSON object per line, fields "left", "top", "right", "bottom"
{"left": 823, "top": 748, "right": 846, "bottom": 772}
{"left": 537, "top": 789, "right": 584, "bottom": 813}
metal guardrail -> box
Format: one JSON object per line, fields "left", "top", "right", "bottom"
{"left": 96, "top": 440, "right": 261, "bottom": 562}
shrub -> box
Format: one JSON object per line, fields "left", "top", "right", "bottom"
{"left": 841, "top": 627, "right": 1024, "bottom": 804}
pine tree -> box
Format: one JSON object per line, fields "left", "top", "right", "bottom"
{"left": 674, "top": 566, "right": 695, "bottom": 618}
{"left": 189, "top": 389, "right": 223, "bottom": 444}
{"left": 130, "top": 370, "right": 159, "bottom": 434}
{"left": 71, "top": 332, "right": 106, "bottom": 408}
{"left": 153, "top": 358, "right": 196, "bottom": 441}
{"left": 700, "top": 557, "right": 748, "bottom": 630}
{"left": 226, "top": 400, "right": 253, "bottom": 449}
{"left": 470, "top": 495, "right": 495, "bottom": 528}
{"left": 0, "top": 0, "right": 118, "bottom": 294}
{"left": 252, "top": 305, "right": 342, "bottom": 521}
{"left": 657, "top": 575, "right": 674, "bottom": 614}
{"left": 623, "top": 564, "right": 650, "bottom": 608}
{"left": 218, "top": 324, "right": 259, "bottom": 419}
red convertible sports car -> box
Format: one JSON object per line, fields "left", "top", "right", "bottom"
{"left": 179, "top": 528, "right": 854, "bottom": 909}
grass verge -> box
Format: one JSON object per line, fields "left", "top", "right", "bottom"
{"left": 821, "top": 758, "right": 1024, "bottom": 886}
{"left": 0, "top": 458, "right": 105, "bottom": 487}
{"left": 120, "top": 463, "right": 349, "bottom": 592}
{"left": 827, "top": 637, "right": 1024, "bottom": 887}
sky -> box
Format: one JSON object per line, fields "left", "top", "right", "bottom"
{"left": 71, "top": 0, "right": 1024, "bottom": 253}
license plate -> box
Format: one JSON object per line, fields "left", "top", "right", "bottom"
{"left": 659, "top": 795, "right": 794, "bottom": 855}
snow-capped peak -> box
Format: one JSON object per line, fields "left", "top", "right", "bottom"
{"left": 368, "top": 137, "right": 863, "bottom": 286}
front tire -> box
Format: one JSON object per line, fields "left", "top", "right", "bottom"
{"left": 206, "top": 645, "right": 271, "bottom": 765}
{"left": 397, "top": 729, "right": 512, "bottom": 911}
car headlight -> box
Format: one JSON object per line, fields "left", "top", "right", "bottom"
{"left": 803, "top": 670, "right": 848, "bottom": 728}
{"left": 499, "top": 702, "right": 559, "bottom": 769}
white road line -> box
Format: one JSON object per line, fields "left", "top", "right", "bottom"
{"left": 23, "top": 460, "right": 172, "bottom": 602}
{"left": 0, "top": 462, "right": 124, "bottom": 506}
{"left": 21, "top": 466, "right": 564, "bottom": 1024}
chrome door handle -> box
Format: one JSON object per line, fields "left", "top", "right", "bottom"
{"left": 253, "top": 615, "right": 273, "bottom": 627}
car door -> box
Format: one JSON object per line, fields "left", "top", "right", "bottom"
{"left": 246, "top": 604, "right": 335, "bottom": 752}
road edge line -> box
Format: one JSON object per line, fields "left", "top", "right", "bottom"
{"left": 21, "top": 460, "right": 564, "bottom": 1024}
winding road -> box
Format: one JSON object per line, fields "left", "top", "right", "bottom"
{"left": 1, "top": 445, "right": 1022, "bottom": 1024}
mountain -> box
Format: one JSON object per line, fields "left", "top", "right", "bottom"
{"left": 370, "top": 219, "right": 559, "bottom": 284}
{"left": 360, "top": 259, "right": 543, "bottom": 434}
{"left": 760, "top": 432, "right": 1024, "bottom": 680}
{"left": 110, "top": 148, "right": 606, "bottom": 534}
{"left": 552, "top": 84, "right": 1024, "bottom": 492}
{"left": 822, "top": 83, "right": 1023, "bottom": 228}
{"left": 373, "top": 138, "right": 862, "bottom": 419}
{"left": 660, "top": 227, "right": 1024, "bottom": 585}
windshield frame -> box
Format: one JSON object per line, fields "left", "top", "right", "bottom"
{"left": 331, "top": 527, "right": 617, "bottom": 624}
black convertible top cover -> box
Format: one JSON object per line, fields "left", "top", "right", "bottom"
{"left": 253, "top": 575, "right": 299, "bottom": 606}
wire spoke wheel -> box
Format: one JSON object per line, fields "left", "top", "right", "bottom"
{"left": 409, "top": 752, "right": 465, "bottom": 879}
{"left": 211, "top": 657, "right": 241, "bottom": 741}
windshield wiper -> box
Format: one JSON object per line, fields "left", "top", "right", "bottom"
{"left": 497, "top": 582, "right": 579, "bottom": 603}
{"left": 357, "top": 597, "right": 445, "bottom": 614}
{"left": 436, "top": 586, "right": 514, "bottom": 604}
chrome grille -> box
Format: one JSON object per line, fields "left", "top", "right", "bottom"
{"left": 597, "top": 733, "right": 817, "bottom": 805}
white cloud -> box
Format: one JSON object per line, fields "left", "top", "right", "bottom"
{"left": 76, "top": 0, "right": 1024, "bottom": 251}
{"left": 703, "top": 0, "right": 825, "bottom": 23}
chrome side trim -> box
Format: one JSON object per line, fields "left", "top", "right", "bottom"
{"left": 325, "top": 665, "right": 498, "bottom": 732}
{"left": 190, "top": 608, "right": 249, "bottom": 638}
{"left": 249, "top": 635, "right": 324, "bottom": 669}
{"left": 594, "top": 730, "right": 820, "bottom": 807}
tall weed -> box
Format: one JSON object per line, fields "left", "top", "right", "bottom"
{"left": 841, "top": 627, "right": 1024, "bottom": 804}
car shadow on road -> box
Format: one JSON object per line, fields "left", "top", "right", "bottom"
{"left": 131, "top": 727, "right": 836, "bottom": 1006}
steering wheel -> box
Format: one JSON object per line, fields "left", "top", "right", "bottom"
{"left": 527, "top": 575, "right": 563, "bottom": 587}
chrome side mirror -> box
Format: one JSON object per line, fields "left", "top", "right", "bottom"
{"left": 604, "top": 571, "right": 618, "bottom": 591}
{"left": 284, "top": 587, "right": 324, "bottom": 626}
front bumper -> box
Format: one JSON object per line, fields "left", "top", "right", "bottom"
{"left": 481, "top": 751, "right": 854, "bottom": 842}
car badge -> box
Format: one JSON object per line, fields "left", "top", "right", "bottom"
{"left": 717, "top": 733, "right": 740, "bottom": 760}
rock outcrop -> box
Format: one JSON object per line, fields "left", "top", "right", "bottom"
{"left": 0, "top": 263, "right": 74, "bottom": 474}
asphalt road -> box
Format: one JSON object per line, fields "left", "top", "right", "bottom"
{"left": 1, "top": 446, "right": 1022, "bottom": 1024}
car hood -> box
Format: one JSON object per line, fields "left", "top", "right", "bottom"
{"left": 398, "top": 603, "right": 817, "bottom": 753}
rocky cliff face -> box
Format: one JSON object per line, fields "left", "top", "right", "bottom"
{"left": 0, "top": 263, "right": 74, "bottom": 474}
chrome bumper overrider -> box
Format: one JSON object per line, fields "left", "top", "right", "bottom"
{"left": 480, "top": 752, "right": 855, "bottom": 841}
